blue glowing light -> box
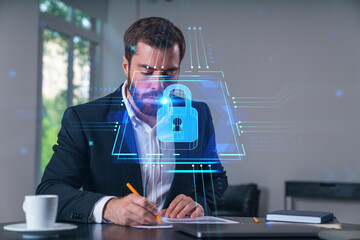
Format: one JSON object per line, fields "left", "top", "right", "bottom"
{"left": 164, "top": 170, "right": 222, "bottom": 173}
{"left": 161, "top": 98, "right": 168, "bottom": 104}
{"left": 258, "top": 9, "right": 264, "bottom": 15}
{"left": 89, "top": 140, "right": 94, "bottom": 146}
{"left": 130, "top": 45, "right": 136, "bottom": 51}
{"left": 157, "top": 84, "right": 198, "bottom": 146}
{"left": 335, "top": 89, "right": 344, "bottom": 98}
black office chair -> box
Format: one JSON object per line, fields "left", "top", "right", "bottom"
{"left": 215, "top": 183, "right": 260, "bottom": 217}
{"left": 284, "top": 181, "right": 360, "bottom": 210}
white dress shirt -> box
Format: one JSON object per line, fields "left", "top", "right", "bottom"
{"left": 89, "top": 81, "right": 175, "bottom": 223}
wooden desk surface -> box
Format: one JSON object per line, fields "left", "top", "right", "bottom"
{"left": 1, "top": 217, "right": 359, "bottom": 240}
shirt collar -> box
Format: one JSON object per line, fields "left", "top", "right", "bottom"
{"left": 121, "top": 81, "right": 159, "bottom": 134}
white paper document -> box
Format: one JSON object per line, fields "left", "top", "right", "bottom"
{"left": 163, "top": 216, "right": 238, "bottom": 224}
{"left": 131, "top": 216, "right": 238, "bottom": 229}
{"left": 131, "top": 222, "right": 173, "bottom": 229}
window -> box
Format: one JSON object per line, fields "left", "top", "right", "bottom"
{"left": 40, "top": 0, "right": 71, "bottom": 22}
{"left": 38, "top": 0, "right": 101, "bottom": 174}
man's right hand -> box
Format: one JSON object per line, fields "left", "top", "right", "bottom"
{"left": 103, "top": 194, "right": 158, "bottom": 226}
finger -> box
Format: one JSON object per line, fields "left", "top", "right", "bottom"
{"left": 165, "top": 194, "right": 186, "bottom": 217}
{"left": 122, "top": 218, "right": 139, "bottom": 226}
{"left": 177, "top": 201, "right": 197, "bottom": 219}
{"left": 190, "top": 206, "right": 204, "bottom": 218}
{"left": 131, "top": 201, "right": 158, "bottom": 225}
{"left": 159, "top": 209, "right": 167, "bottom": 216}
{"left": 186, "top": 203, "right": 201, "bottom": 216}
{"left": 117, "top": 205, "right": 140, "bottom": 226}
{"left": 130, "top": 209, "right": 157, "bottom": 225}
{"left": 126, "top": 203, "right": 155, "bottom": 224}
{"left": 145, "top": 201, "right": 158, "bottom": 215}
{"left": 126, "top": 216, "right": 155, "bottom": 226}
{"left": 131, "top": 194, "right": 158, "bottom": 216}
{"left": 149, "top": 201, "right": 159, "bottom": 215}
{"left": 170, "top": 197, "right": 194, "bottom": 218}
{"left": 127, "top": 202, "right": 158, "bottom": 225}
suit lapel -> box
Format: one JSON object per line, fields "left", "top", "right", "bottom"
{"left": 121, "top": 115, "right": 143, "bottom": 194}
{"left": 108, "top": 84, "right": 143, "bottom": 196}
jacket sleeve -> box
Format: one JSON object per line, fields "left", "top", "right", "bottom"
{"left": 190, "top": 104, "right": 228, "bottom": 215}
{"left": 36, "top": 107, "right": 105, "bottom": 223}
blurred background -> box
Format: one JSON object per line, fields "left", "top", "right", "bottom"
{"left": 0, "top": 0, "right": 359, "bottom": 223}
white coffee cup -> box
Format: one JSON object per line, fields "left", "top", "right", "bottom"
{"left": 23, "top": 195, "right": 58, "bottom": 229}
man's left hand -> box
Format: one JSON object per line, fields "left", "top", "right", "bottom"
{"left": 159, "top": 194, "right": 204, "bottom": 218}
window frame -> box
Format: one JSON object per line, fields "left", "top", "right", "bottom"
{"left": 35, "top": 8, "right": 103, "bottom": 184}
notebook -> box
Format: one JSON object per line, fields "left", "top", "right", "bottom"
{"left": 266, "top": 210, "right": 334, "bottom": 224}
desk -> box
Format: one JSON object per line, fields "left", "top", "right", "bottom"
{"left": 1, "top": 218, "right": 360, "bottom": 240}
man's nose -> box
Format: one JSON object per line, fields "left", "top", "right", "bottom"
{"left": 150, "top": 72, "right": 164, "bottom": 90}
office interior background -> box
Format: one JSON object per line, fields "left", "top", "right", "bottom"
{"left": 0, "top": 0, "right": 359, "bottom": 223}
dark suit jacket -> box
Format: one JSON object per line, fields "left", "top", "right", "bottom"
{"left": 36, "top": 84, "right": 228, "bottom": 223}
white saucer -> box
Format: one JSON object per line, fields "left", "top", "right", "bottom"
{"left": 3, "top": 223, "right": 77, "bottom": 239}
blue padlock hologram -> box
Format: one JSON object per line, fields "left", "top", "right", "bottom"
{"left": 156, "top": 84, "right": 198, "bottom": 147}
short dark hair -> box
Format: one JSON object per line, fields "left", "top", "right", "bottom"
{"left": 124, "top": 17, "right": 186, "bottom": 66}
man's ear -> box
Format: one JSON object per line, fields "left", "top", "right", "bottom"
{"left": 122, "top": 56, "right": 129, "bottom": 77}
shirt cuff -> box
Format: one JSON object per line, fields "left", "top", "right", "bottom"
{"left": 89, "top": 196, "right": 116, "bottom": 223}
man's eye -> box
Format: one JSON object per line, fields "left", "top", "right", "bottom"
{"left": 142, "top": 71, "right": 153, "bottom": 75}
{"left": 164, "top": 71, "right": 176, "bottom": 76}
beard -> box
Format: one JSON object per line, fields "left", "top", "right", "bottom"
{"left": 133, "top": 96, "right": 162, "bottom": 116}
{"left": 128, "top": 74, "right": 162, "bottom": 116}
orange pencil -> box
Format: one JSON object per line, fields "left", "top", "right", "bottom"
{"left": 253, "top": 217, "right": 259, "bottom": 223}
{"left": 126, "top": 182, "right": 163, "bottom": 223}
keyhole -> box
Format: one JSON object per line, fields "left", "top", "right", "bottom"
{"left": 173, "top": 118, "right": 183, "bottom": 132}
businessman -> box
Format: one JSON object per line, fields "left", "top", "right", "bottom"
{"left": 37, "top": 17, "right": 228, "bottom": 226}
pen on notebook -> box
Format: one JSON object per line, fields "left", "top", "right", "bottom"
{"left": 253, "top": 217, "right": 259, "bottom": 223}
{"left": 126, "top": 182, "right": 163, "bottom": 223}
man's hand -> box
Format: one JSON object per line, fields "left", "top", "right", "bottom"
{"left": 159, "top": 194, "right": 204, "bottom": 219}
{"left": 103, "top": 194, "right": 158, "bottom": 226}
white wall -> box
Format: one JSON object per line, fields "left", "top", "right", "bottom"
{"left": 103, "top": 0, "right": 360, "bottom": 223}
{"left": 0, "top": 0, "right": 39, "bottom": 222}
{"left": 101, "top": 0, "right": 137, "bottom": 88}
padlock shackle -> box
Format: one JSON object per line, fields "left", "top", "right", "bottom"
{"left": 162, "top": 84, "right": 192, "bottom": 112}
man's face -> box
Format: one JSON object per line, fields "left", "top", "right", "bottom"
{"left": 123, "top": 41, "right": 180, "bottom": 116}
